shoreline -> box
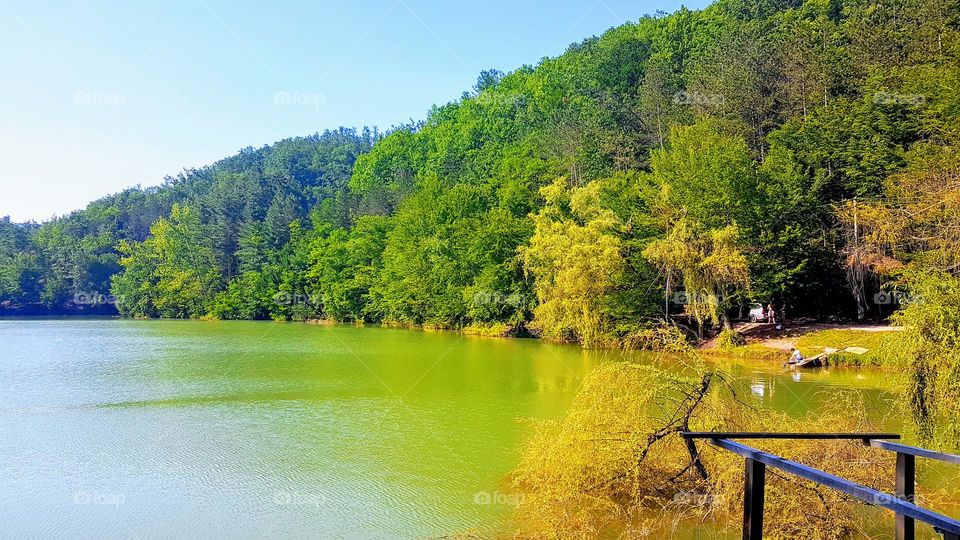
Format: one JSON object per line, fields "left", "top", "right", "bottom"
{"left": 701, "top": 322, "right": 904, "bottom": 367}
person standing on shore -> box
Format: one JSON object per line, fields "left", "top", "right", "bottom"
{"left": 767, "top": 303, "right": 776, "bottom": 324}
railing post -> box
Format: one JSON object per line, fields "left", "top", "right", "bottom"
{"left": 897, "top": 451, "right": 916, "bottom": 540}
{"left": 684, "top": 433, "right": 960, "bottom": 538}
{"left": 743, "top": 457, "right": 765, "bottom": 540}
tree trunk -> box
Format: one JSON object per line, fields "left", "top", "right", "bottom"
{"left": 722, "top": 310, "right": 733, "bottom": 331}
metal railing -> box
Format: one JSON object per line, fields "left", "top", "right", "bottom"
{"left": 680, "top": 432, "right": 960, "bottom": 540}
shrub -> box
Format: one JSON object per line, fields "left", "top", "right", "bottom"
{"left": 714, "top": 328, "right": 746, "bottom": 348}
{"left": 620, "top": 323, "right": 691, "bottom": 351}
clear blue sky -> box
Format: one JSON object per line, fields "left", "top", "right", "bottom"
{"left": 0, "top": 0, "right": 706, "bottom": 222}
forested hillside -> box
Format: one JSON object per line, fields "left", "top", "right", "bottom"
{"left": 0, "top": 128, "right": 374, "bottom": 315}
{"left": 2, "top": 0, "right": 958, "bottom": 349}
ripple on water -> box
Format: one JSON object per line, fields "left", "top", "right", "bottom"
{"left": 0, "top": 319, "right": 903, "bottom": 538}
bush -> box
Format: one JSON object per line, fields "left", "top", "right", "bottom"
{"left": 620, "top": 323, "right": 691, "bottom": 351}
{"left": 715, "top": 328, "right": 746, "bottom": 348}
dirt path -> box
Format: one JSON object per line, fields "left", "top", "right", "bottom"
{"left": 699, "top": 322, "right": 902, "bottom": 350}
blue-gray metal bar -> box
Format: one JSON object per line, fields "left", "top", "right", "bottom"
{"left": 682, "top": 431, "right": 900, "bottom": 440}
{"left": 869, "top": 439, "right": 960, "bottom": 465}
{"left": 708, "top": 437, "right": 960, "bottom": 535}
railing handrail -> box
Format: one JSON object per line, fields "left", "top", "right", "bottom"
{"left": 682, "top": 431, "right": 901, "bottom": 440}
{"left": 868, "top": 439, "right": 960, "bottom": 465}
{"left": 707, "top": 437, "right": 960, "bottom": 535}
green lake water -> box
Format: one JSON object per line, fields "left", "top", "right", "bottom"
{"left": 0, "top": 319, "right": 912, "bottom": 538}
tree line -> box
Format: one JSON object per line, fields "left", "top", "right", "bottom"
{"left": 1, "top": 0, "right": 958, "bottom": 350}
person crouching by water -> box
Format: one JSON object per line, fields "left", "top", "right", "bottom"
{"left": 786, "top": 347, "right": 804, "bottom": 366}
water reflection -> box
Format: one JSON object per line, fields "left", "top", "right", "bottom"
{"left": 0, "top": 320, "right": 910, "bottom": 538}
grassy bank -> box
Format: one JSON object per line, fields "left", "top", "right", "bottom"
{"left": 704, "top": 325, "right": 902, "bottom": 367}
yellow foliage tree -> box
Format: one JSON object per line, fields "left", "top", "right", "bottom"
{"left": 840, "top": 144, "right": 960, "bottom": 276}
{"left": 839, "top": 144, "right": 960, "bottom": 449}
{"left": 643, "top": 214, "right": 750, "bottom": 339}
{"left": 521, "top": 178, "right": 625, "bottom": 347}
{"left": 509, "top": 361, "right": 933, "bottom": 539}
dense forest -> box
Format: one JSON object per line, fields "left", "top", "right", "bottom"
{"left": 2, "top": 0, "right": 958, "bottom": 350}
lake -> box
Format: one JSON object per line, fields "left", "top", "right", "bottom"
{"left": 0, "top": 319, "right": 902, "bottom": 538}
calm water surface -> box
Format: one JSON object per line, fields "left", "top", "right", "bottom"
{"left": 0, "top": 319, "right": 902, "bottom": 539}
